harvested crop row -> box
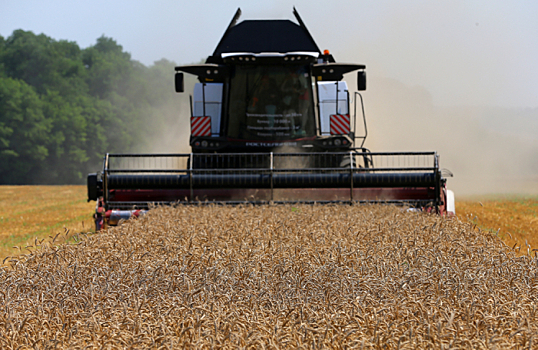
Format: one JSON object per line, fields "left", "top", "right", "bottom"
{"left": 1, "top": 205, "right": 537, "bottom": 349}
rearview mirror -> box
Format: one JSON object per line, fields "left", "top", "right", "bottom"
{"left": 175, "top": 72, "right": 184, "bottom": 93}
{"left": 357, "top": 71, "right": 366, "bottom": 91}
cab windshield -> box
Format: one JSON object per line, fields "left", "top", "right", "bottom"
{"left": 227, "top": 65, "right": 315, "bottom": 140}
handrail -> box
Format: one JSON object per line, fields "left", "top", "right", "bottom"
{"left": 106, "top": 151, "right": 437, "bottom": 157}
{"left": 354, "top": 92, "right": 368, "bottom": 148}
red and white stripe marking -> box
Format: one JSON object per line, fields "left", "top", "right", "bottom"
{"left": 191, "top": 116, "right": 211, "bottom": 136}
{"left": 330, "top": 114, "right": 350, "bottom": 135}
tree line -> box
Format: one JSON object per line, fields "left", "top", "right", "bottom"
{"left": 0, "top": 30, "right": 185, "bottom": 184}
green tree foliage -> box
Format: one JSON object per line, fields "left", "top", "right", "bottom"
{"left": 0, "top": 30, "right": 181, "bottom": 184}
{"left": 0, "top": 77, "right": 50, "bottom": 183}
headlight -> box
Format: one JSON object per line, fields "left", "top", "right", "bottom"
{"left": 334, "top": 139, "right": 342, "bottom": 146}
{"left": 201, "top": 141, "right": 208, "bottom": 147}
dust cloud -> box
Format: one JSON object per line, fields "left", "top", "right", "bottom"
{"left": 142, "top": 74, "right": 196, "bottom": 155}
{"left": 357, "top": 75, "right": 538, "bottom": 196}
{"left": 309, "top": 1, "right": 538, "bottom": 197}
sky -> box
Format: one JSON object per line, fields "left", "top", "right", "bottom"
{"left": 1, "top": 0, "right": 538, "bottom": 194}
{"left": 1, "top": 0, "right": 537, "bottom": 108}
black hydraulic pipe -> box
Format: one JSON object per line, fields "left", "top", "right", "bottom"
{"left": 107, "top": 172, "right": 438, "bottom": 190}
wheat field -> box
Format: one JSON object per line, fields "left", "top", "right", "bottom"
{"left": 0, "top": 186, "right": 94, "bottom": 259}
{"left": 1, "top": 204, "right": 537, "bottom": 349}
{"left": 457, "top": 197, "right": 538, "bottom": 255}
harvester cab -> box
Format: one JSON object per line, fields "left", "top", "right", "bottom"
{"left": 175, "top": 8, "right": 367, "bottom": 155}
{"left": 87, "top": 8, "right": 455, "bottom": 229}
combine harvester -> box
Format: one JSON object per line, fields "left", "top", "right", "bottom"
{"left": 87, "top": 8, "right": 455, "bottom": 229}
